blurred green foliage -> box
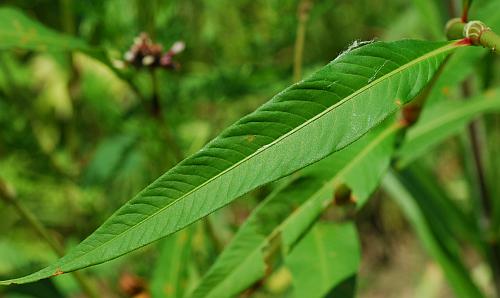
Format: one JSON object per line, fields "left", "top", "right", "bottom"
{"left": 0, "top": 0, "right": 499, "bottom": 297}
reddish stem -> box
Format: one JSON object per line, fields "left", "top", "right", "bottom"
{"left": 461, "top": 0, "right": 471, "bottom": 22}
{"left": 455, "top": 37, "right": 472, "bottom": 46}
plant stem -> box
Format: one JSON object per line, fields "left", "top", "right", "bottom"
{"left": 293, "top": 0, "right": 313, "bottom": 82}
{"left": 0, "top": 181, "right": 99, "bottom": 298}
{"left": 447, "top": 0, "right": 457, "bottom": 20}
{"left": 60, "top": 0, "right": 75, "bottom": 35}
{"left": 446, "top": 18, "right": 500, "bottom": 54}
{"left": 461, "top": 81, "right": 500, "bottom": 297}
{"left": 150, "top": 69, "right": 161, "bottom": 118}
{"left": 149, "top": 70, "right": 184, "bottom": 163}
{"left": 461, "top": 0, "right": 473, "bottom": 22}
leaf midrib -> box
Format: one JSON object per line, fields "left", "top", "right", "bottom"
{"left": 53, "top": 42, "right": 458, "bottom": 271}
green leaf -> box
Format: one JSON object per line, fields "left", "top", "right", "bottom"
{"left": 151, "top": 229, "right": 193, "bottom": 298}
{"left": 0, "top": 7, "right": 89, "bottom": 51}
{"left": 83, "top": 135, "right": 137, "bottom": 186}
{"left": 286, "top": 222, "right": 359, "bottom": 298}
{"left": 188, "top": 121, "right": 400, "bottom": 298}
{"left": 397, "top": 88, "right": 500, "bottom": 167}
{"left": 0, "top": 7, "right": 115, "bottom": 77}
{"left": 423, "top": 47, "right": 484, "bottom": 106}
{"left": 470, "top": 0, "right": 500, "bottom": 33}
{"left": 411, "top": 0, "right": 444, "bottom": 39}
{"left": 382, "top": 171, "right": 484, "bottom": 298}
{"left": 0, "top": 39, "right": 462, "bottom": 285}
{"left": 398, "top": 165, "right": 484, "bottom": 253}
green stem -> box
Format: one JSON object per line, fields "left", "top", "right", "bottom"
{"left": 461, "top": 0, "right": 473, "bottom": 22}
{"left": 293, "top": 0, "right": 313, "bottom": 82}
{"left": 446, "top": 18, "right": 500, "bottom": 54}
{"left": 477, "top": 30, "right": 500, "bottom": 52}
{"left": 59, "top": 0, "right": 75, "bottom": 35}
{"left": 150, "top": 69, "right": 161, "bottom": 117}
{"left": 149, "top": 70, "right": 184, "bottom": 163}
{"left": 0, "top": 181, "right": 99, "bottom": 298}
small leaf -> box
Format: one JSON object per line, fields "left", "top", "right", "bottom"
{"left": 286, "top": 222, "right": 360, "bottom": 298}
{"left": 0, "top": 39, "right": 463, "bottom": 285}
{"left": 83, "top": 135, "right": 137, "bottom": 186}
{"left": 0, "top": 7, "right": 89, "bottom": 51}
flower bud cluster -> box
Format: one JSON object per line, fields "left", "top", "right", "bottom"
{"left": 124, "top": 32, "right": 185, "bottom": 69}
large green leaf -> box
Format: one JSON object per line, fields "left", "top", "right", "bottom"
{"left": 188, "top": 122, "right": 400, "bottom": 298}
{"left": 286, "top": 222, "right": 359, "bottom": 298}
{"left": 0, "top": 7, "right": 89, "bottom": 51}
{"left": 382, "top": 171, "right": 484, "bottom": 298}
{"left": 0, "top": 39, "right": 463, "bottom": 285}
{"left": 397, "top": 88, "right": 500, "bottom": 167}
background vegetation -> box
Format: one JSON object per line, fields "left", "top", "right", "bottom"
{"left": 0, "top": 0, "right": 499, "bottom": 297}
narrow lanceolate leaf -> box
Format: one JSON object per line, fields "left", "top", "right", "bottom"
{"left": 286, "top": 223, "right": 359, "bottom": 298}
{"left": 0, "top": 7, "right": 89, "bottom": 51}
{"left": 397, "top": 88, "right": 500, "bottom": 167}
{"left": 382, "top": 171, "right": 484, "bottom": 298}
{"left": 189, "top": 122, "right": 400, "bottom": 298}
{"left": 0, "top": 40, "right": 464, "bottom": 285}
